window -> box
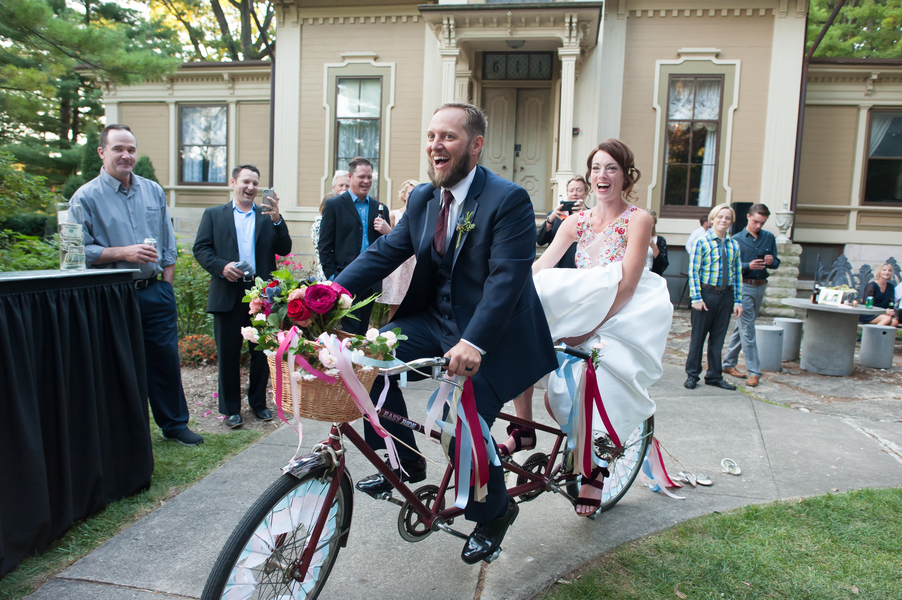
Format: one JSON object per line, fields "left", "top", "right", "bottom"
{"left": 863, "top": 110, "right": 902, "bottom": 204}
{"left": 483, "top": 52, "right": 553, "bottom": 81}
{"left": 335, "top": 78, "right": 381, "bottom": 192}
{"left": 179, "top": 105, "right": 227, "bottom": 184}
{"left": 662, "top": 76, "right": 723, "bottom": 210}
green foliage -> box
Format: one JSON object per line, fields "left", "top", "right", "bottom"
{"left": 134, "top": 156, "right": 160, "bottom": 184}
{"left": 178, "top": 333, "right": 217, "bottom": 365}
{"left": 61, "top": 129, "right": 102, "bottom": 200}
{"left": 148, "top": 0, "right": 274, "bottom": 61}
{"left": 0, "top": 212, "right": 56, "bottom": 237}
{"left": 808, "top": 0, "right": 902, "bottom": 57}
{"left": 0, "top": 230, "right": 59, "bottom": 272}
{"left": 174, "top": 244, "right": 214, "bottom": 338}
{"left": 0, "top": 420, "right": 263, "bottom": 598}
{"left": 0, "top": 0, "right": 180, "bottom": 183}
{"left": 0, "top": 150, "right": 58, "bottom": 219}
{"left": 545, "top": 487, "right": 902, "bottom": 600}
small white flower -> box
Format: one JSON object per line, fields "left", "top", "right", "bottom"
{"left": 240, "top": 327, "right": 259, "bottom": 344}
{"left": 339, "top": 294, "right": 353, "bottom": 310}
{"left": 302, "top": 374, "right": 317, "bottom": 381}
{"left": 254, "top": 313, "right": 266, "bottom": 322}
{"left": 382, "top": 331, "right": 398, "bottom": 348}
{"left": 325, "top": 368, "right": 340, "bottom": 377}
{"left": 263, "top": 349, "right": 275, "bottom": 357}
{"left": 591, "top": 340, "right": 609, "bottom": 349}
{"left": 365, "top": 328, "right": 379, "bottom": 342}
{"left": 290, "top": 371, "right": 303, "bottom": 382}
{"left": 318, "top": 348, "right": 337, "bottom": 368}
{"left": 360, "top": 365, "right": 374, "bottom": 372}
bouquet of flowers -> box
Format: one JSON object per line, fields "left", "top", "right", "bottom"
{"left": 239, "top": 268, "right": 406, "bottom": 422}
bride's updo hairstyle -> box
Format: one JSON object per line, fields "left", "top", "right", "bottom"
{"left": 586, "top": 138, "right": 641, "bottom": 202}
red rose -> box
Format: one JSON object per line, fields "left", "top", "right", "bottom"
{"left": 287, "top": 299, "right": 311, "bottom": 322}
{"left": 265, "top": 280, "right": 279, "bottom": 289}
{"left": 304, "top": 284, "right": 339, "bottom": 314}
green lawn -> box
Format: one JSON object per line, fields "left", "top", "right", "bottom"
{"left": 0, "top": 422, "right": 263, "bottom": 599}
{"left": 541, "top": 488, "right": 902, "bottom": 600}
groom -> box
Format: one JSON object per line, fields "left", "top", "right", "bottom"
{"left": 335, "top": 102, "right": 556, "bottom": 564}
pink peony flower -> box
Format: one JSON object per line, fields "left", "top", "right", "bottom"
{"left": 248, "top": 297, "right": 264, "bottom": 314}
{"left": 304, "top": 284, "right": 339, "bottom": 314}
{"left": 287, "top": 287, "right": 306, "bottom": 303}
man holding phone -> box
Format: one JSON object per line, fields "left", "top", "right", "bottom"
{"left": 194, "top": 164, "right": 292, "bottom": 428}
{"left": 536, "top": 176, "right": 589, "bottom": 269}
{"left": 722, "top": 204, "right": 780, "bottom": 387}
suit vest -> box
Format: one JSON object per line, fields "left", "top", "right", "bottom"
{"left": 429, "top": 241, "right": 460, "bottom": 344}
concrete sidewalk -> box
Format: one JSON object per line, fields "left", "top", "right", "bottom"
{"left": 27, "top": 335, "right": 902, "bottom": 599}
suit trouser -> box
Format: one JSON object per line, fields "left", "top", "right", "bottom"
{"left": 213, "top": 287, "right": 268, "bottom": 416}
{"left": 685, "top": 288, "right": 734, "bottom": 382}
{"left": 723, "top": 283, "right": 766, "bottom": 376}
{"left": 136, "top": 280, "right": 190, "bottom": 436}
{"left": 364, "top": 312, "right": 508, "bottom": 524}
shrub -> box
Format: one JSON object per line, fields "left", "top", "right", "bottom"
{"left": 133, "top": 156, "right": 159, "bottom": 184}
{"left": 178, "top": 334, "right": 217, "bottom": 366}
{"left": 0, "top": 231, "right": 59, "bottom": 272}
{"left": 0, "top": 213, "right": 56, "bottom": 237}
{"left": 174, "top": 244, "right": 214, "bottom": 338}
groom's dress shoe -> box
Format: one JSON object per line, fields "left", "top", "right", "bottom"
{"left": 706, "top": 379, "right": 737, "bottom": 391}
{"left": 461, "top": 499, "right": 519, "bottom": 565}
{"left": 356, "top": 456, "right": 427, "bottom": 495}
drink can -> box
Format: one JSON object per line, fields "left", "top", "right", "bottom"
{"left": 144, "top": 237, "right": 157, "bottom": 249}
{"left": 865, "top": 296, "right": 874, "bottom": 309}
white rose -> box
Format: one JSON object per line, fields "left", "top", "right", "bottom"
{"left": 254, "top": 313, "right": 266, "bottom": 322}
{"left": 382, "top": 330, "right": 398, "bottom": 348}
{"left": 303, "top": 374, "right": 317, "bottom": 381}
{"left": 318, "top": 348, "right": 337, "bottom": 368}
{"left": 365, "top": 328, "right": 379, "bottom": 342}
{"left": 340, "top": 294, "right": 353, "bottom": 310}
{"left": 325, "top": 368, "right": 340, "bottom": 377}
{"left": 240, "top": 327, "right": 259, "bottom": 344}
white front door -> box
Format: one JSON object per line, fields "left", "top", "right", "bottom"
{"left": 481, "top": 87, "right": 551, "bottom": 212}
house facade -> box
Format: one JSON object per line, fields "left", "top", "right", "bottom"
{"left": 100, "top": 0, "right": 901, "bottom": 284}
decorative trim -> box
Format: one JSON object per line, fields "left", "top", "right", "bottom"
{"left": 340, "top": 52, "right": 378, "bottom": 60}
{"left": 648, "top": 55, "right": 741, "bottom": 207}
{"left": 634, "top": 8, "right": 771, "bottom": 18}
{"left": 303, "top": 14, "right": 419, "bottom": 26}
{"left": 678, "top": 47, "right": 722, "bottom": 59}
{"left": 321, "top": 58, "right": 396, "bottom": 202}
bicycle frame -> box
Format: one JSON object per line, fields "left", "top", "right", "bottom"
{"left": 287, "top": 407, "right": 580, "bottom": 579}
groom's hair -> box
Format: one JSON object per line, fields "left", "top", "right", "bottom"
{"left": 435, "top": 102, "right": 486, "bottom": 145}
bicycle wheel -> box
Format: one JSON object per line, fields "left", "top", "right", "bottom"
{"left": 566, "top": 416, "right": 653, "bottom": 512}
{"left": 201, "top": 470, "right": 352, "bottom": 600}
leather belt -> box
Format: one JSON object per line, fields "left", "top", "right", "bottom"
{"left": 134, "top": 275, "right": 160, "bottom": 290}
{"left": 701, "top": 283, "right": 732, "bottom": 293}
{"left": 743, "top": 278, "right": 767, "bottom": 286}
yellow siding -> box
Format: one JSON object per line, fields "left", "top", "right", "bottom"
{"left": 797, "top": 105, "right": 858, "bottom": 206}
{"left": 119, "top": 103, "right": 170, "bottom": 185}
{"left": 298, "top": 20, "right": 426, "bottom": 209}
{"left": 620, "top": 14, "right": 774, "bottom": 208}
{"left": 238, "top": 102, "right": 272, "bottom": 184}
{"left": 176, "top": 192, "right": 229, "bottom": 207}
{"left": 795, "top": 209, "right": 849, "bottom": 229}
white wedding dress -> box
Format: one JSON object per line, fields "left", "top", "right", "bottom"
{"left": 533, "top": 207, "right": 673, "bottom": 443}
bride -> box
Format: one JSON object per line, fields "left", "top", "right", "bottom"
{"left": 500, "top": 139, "right": 673, "bottom": 516}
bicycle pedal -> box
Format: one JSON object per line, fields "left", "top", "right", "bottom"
{"left": 484, "top": 547, "right": 503, "bottom": 563}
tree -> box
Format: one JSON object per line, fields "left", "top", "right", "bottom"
{"left": 134, "top": 156, "right": 160, "bottom": 184}
{"left": 149, "top": 0, "right": 275, "bottom": 61}
{"left": 0, "top": 0, "right": 180, "bottom": 184}
{"left": 808, "top": 0, "right": 902, "bottom": 57}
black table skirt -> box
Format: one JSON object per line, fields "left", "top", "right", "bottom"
{"left": 0, "top": 271, "right": 153, "bottom": 578}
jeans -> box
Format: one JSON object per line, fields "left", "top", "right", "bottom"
{"left": 723, "top": 283, "right": 766, "bottom": 376}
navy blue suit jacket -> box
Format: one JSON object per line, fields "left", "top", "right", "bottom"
{"left": 336, "top": 166, "right": 557, "bottom": 402}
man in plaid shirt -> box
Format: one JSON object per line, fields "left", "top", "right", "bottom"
{"left": 685, "top": 203, "right": 743, "bottom": 390}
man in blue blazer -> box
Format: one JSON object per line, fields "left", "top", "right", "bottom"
{"left": 194, "top": 164, "right": 292, "bottom": 428}
{"left": 336, "top": 103, "right": 557, "bottom": 564}
{"left": 318, "top": 157, "right": 389, "bottom": 334}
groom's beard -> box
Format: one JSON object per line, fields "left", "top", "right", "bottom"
{"left": 428, "top": 144, "right": 473, "bottom": 189}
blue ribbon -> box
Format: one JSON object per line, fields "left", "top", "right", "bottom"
{"left": 554, "top": 352, "right": 583, "bottom": 451}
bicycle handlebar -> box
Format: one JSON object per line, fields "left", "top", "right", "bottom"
{"left": 375, "top": 344, "right": 591, "bottom": 379}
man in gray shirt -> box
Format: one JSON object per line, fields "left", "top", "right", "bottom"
{"left": 71, "top": 124, "right": 202, "bottom": 446}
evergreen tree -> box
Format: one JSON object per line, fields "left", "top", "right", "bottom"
{"left": 134, "top": 156, "right": 160, "bottom": 184}
{"left": 808, "top": 0, "right": 902, "bottom": 57}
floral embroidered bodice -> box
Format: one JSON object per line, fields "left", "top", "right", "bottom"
{"left": 573, "top": 205, "right": 638, "bottom": 269}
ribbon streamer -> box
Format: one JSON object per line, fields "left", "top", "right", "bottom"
{"left": 639, "top": 438, "right": 684, "bottom": 500}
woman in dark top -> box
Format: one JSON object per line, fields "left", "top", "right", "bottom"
{"left": 644, "top": 209, "right": 669, "bottom": 276}
{"left": 860, "top": 263, "right": 899, "bottom": 327}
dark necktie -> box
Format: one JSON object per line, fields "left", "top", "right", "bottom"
{"left": 433, "top": 189, "right": 453, "bottom": 258}
{"left": 719, "top": 238, "right": 730, "bottom": 288}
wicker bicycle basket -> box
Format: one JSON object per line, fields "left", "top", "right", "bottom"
{"left": 266, "top": 351, "right": 379, "bottom": 423}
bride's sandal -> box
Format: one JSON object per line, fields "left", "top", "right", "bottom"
{"left": 575, "top": 466, "right": 609, "bottom": 518}
{"left": 499, "top": 423, "right": 537, "bottom": 457}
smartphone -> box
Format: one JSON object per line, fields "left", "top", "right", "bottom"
{"left": 561, "top": 201, "right": 576, "bottom": 214}
{"left": 234, "top": 260, "right": 251, "bottom": 275}
{"left": 261, "top": 189, "right": 275, "bottom": 212}
{"left": 756, "top": 254, "right": 765, "bottom": 260}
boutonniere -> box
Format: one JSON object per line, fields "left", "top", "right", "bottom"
{"left": 455, "top": 212, "right": 475, "bottom": 249}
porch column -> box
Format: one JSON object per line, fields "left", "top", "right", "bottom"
{"left": 440, "top": 48, "right": 459, "bottom": 104}
{"left": 272, "top": 5, "right": 301, "bottom": 210}
{"left": 555, "top": 48, "right": 580, "bottom": 188}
